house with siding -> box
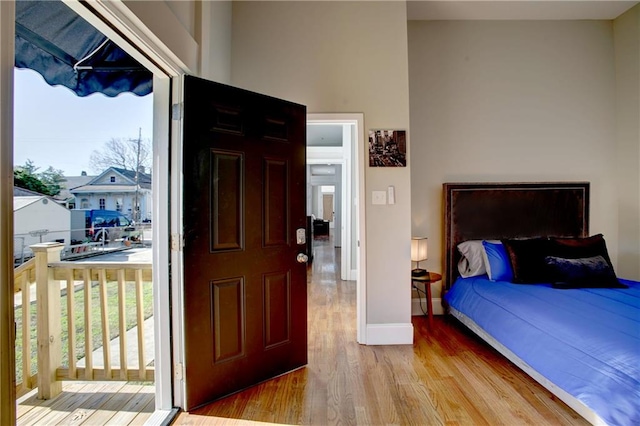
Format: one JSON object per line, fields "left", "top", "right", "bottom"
{"left": 55, "top": 171, "right": 94, "bottom": 209}
{"left": 69, "top": 167, "right": 152, "bottom": 222}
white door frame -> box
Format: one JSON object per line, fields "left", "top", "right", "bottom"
{"left": 307, "top": 170, "right": 342, "bottom": 254}
{"left": 307, "top": 114, "right": 367, "bottom": 344}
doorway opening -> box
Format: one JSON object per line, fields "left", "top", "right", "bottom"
{"left": 6, "top": 0, "right": 180, "bottom": 422}
{"left": 306, "top": 113, "right": 366, "bottom": 343}
{"left": 13, "top": 7, "right": 157, "bottom": 426}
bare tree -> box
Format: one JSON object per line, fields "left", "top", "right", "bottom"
{"left": 89, "top": 137, "right": 152, "bottom": 173}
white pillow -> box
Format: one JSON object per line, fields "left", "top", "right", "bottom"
{"left": 457, "top": 240, "right": 487, "bottom": 278}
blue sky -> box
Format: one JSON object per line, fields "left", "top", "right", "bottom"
{"left": 13, "top": 68, "right": 153, "bottom": 176}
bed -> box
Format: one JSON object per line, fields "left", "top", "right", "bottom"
{"left": 442, "top": 182, "right": 640, "bottom": 426}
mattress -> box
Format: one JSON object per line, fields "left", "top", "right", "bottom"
{"left": 444, "top": 276, "right": 640, "bottom": 426}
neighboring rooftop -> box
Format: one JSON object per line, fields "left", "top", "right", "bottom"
{"left": 14, "top": 196, "right": 45, "bottom": 211}
{"left": 57, "top": 171, "right": 95, "bottom": 202}
{"left": 70, "top": 166, "right": 152, "bottom": 194}
{"left": 111, "top": 167, "right": 152, "bottom": 189}
{"left": 13, "top": 186, "right": 46, "bottom": 197}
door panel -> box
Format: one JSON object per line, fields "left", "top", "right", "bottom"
{"left": 211, "top": 277, "right": 245, "bottom": 362}
{"left": 210, "top": 150, "right": 243, "bottom": 251}
{"left": 263, "top": 271, "right": 291, "bottom": 348}
{"left": 183, "top": 76, "right": 307, "bottom": 410}
{"left": 264, "top": 158, "right": 288, "bottom": 246}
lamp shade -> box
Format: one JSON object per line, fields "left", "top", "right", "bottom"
{"left": 411, "top": 237, "right": 428, "bottom": 262}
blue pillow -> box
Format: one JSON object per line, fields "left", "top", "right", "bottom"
{"left": 482, "top": 241, "right": 513, "bottom": 282}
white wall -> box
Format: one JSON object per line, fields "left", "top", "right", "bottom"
{"left": 14, "top": 199, "right": 70, "bottom": 256}
{"left": 614, "top": 4, "right": 640, "bottom": 280}
{"left": 198, "top": 1, "right": 232, "bottom": 83}
{"left": 165, "top": 0, "right": 195, "bottom": 36}
{"left": 123, "top": 0, "right": 232, "bottom": 83}
{"left": 409, "top": 20, "right": 621, "bottom": 289}
{"left": 123, "top": 0, "right": 198, "bottom": 73}
{"left": 232, "top": 1, "right": 413, "bottom": 332}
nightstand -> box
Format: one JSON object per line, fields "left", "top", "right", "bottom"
{"left": 411, "top": 272, "right": 442, "bottom": 322}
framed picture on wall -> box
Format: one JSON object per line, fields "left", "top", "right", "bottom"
{"left": 368, "top": 129, "right": 406, "bottom": 167}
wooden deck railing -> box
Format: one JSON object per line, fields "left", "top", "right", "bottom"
{"left": 14, "top": 257, "right": 37, "bottom": 398}
{"left": 15, "top": 242, "right": 153, "bottom": 400}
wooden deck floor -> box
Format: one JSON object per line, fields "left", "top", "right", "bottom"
{"left": 17, "top": 381, "right": 154, "bottom": 426}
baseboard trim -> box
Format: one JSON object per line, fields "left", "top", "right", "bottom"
{"left": 412, "top": 297, "right": 444, "bottom": 316}
{"left": 365, "top": 323, "right": 413, "bottom": 345}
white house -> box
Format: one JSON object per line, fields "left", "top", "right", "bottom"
{"left": 70, "top": 166, "right": 152, "bottom": 222}
{"left": 13, "top": 194, "right": 70, "bottom": 262}
{"left": 55, "top": 171, "right": 94, "bottom": 209}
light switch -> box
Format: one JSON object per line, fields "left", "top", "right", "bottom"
{"left": 372, "top": 190, "right": 387, "bottom": 205}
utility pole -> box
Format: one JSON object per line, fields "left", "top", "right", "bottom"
{"left": 133, "top": 127, "right": 141, "bottom": 223}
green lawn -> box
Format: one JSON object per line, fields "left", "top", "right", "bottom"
{"left": 15, "top": 280, "right": 153, "bottom": 383}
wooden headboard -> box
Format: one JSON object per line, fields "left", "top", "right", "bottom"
{"left": 443, "top": 182, "right": 590, "bottom": 289}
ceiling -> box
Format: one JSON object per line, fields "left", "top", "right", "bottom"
{"left": 307, "top": 124, "right": 343, "bottom": 147}
{"left": 407, "top": 1, "right": 640, "bottom": 21}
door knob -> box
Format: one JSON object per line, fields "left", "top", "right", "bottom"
{"left": 296, "top": 253, "right": 309, "bottom": 263}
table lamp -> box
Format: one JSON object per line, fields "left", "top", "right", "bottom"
{"left": 411, "top": 237, "right": 428, "bottom": 277}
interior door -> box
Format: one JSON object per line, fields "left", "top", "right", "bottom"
{"left": 322, "top": 193, "right": 334, "bottom": 222}
{"left": 182, "top": 76, "right": 308, "bottom": 410}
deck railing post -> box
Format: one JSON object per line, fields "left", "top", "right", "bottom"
{"left": 32, "top": 242, "right": 64, "bottom": 399}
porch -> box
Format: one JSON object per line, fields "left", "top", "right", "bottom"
{"left": 17, "top": 381, "right": 155, "bottom": 425}
{"left": 13, "top": 243, "right": 156, "bottom": 425}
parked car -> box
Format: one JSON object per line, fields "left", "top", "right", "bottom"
{"left": 70, "top": 209, "right": 142, "bottom": 243}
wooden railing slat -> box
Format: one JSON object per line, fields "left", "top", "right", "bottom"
{"left": 98, "top": 269, "right": 111, "bottom": 379}
{"left": 66, "top": 269, "right": 77, "bottom": 379}
{"left": 117, "top": 269, "right": 127, "bottom": 380}
{"left": 135, "top": 269, "right": 146, "bottom": 381}
{"left": 83, "top": 269, "right": 93, "bottom": 380}
{"left": 20, "top": 273, "right": 32, "bottom": 391}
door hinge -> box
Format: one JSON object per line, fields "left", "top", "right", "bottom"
{"left": 175, "top": 362, "right": 185, "bottom": 381}
{"left": 171, "top": 233, "right": 183, "bottom": 251}
{"left": 171, "top": 102, "right": 183, "bottom": 120}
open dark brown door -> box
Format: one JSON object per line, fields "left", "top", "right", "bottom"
{"left": 182, "top": 76, "right": 308, "bottom": 410}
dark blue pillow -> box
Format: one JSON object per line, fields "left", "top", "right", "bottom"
{"left": 502, "top": 237, "right": 552, "bottom": 283}
{"left": 544, "top": 255, "right": 627, "bottom": 289}
{"left": 482, "top": 241, "right": 513, "bottom": 282}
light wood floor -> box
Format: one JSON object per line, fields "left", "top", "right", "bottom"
{"left": 17, "top": 381, "right": 155, "bottom": 425}
{"left": 175, "top": 236, "right": 588, "bottom": 425}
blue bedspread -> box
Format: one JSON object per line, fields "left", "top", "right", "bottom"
{"left": 444, "top": 276, "right": 640, "bottom": 426}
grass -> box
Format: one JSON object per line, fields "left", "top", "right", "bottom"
{"left": 14, "top": 280, "right": 153, "bottom": 383}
